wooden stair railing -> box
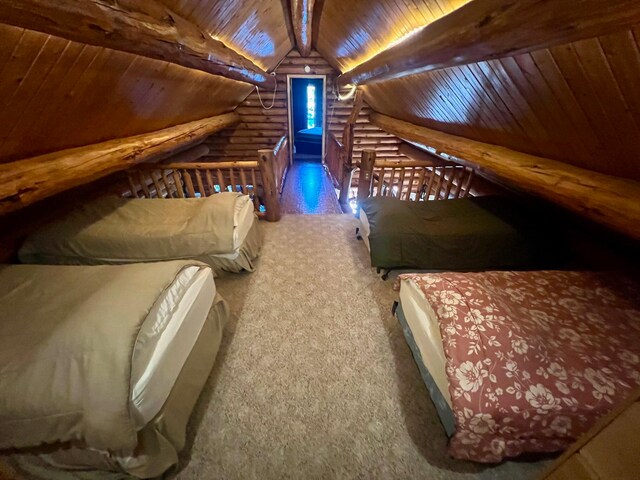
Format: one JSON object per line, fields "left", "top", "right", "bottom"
{"left": 127, "top": 161, "right": 264, "bottom": 213}
{"left": 353, "top": 149, "right": 475, "bottom": 204}
{"left": 271, "top": 134, "right": 290, "bottom": 196}
{"left": 325, "top": 132, "right": 345, "bottom": 189}
{"left": 126, "top": 135, "right": 290, "bottom": 222}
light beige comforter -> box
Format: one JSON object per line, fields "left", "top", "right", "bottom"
{"left": 0, "top": 260, "right": 210, "bottom": 454}
{"left": 18, "top": 193, "right": 241, "bottom": 265}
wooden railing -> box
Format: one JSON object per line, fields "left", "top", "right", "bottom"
{"left": 126, "top": 135, "right": 290, "bottom": 222}
{"left": 355, "top": 150, "right": 475, "bottom": 203}
{"left": 325, "top": 132, "right": 344, "bottom": 188}
{"left": 272, "top": 134, "right": 290, "bottom": 195}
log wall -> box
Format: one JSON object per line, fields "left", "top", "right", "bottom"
{"left": 204, "top": 49, "right": 410, "bottom": 165}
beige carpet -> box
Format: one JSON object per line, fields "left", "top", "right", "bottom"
{"left": 171, "top": 215, "right": 550, "bottom": 480}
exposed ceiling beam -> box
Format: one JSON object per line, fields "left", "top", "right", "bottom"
{"left": 338, "top": 0, "right": 640, "bottom": 87}
{"left": 0, "top": 113, "right": 240, "bottom": 216}
{"left": 371, "top": 112, "right": 640, "bottom": 240}
{"left": 291, "top": 0, "right": 315, "bottom": 57}
{"left": 0, "top": 0, "right": 275, "bottom": 89}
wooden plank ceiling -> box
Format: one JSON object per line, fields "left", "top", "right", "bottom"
{"left": 160, "top": 0, "right": 294, "bottom": 71}
{"left": 1, "top": 0, "right": 639, "bottom": 186}
{"left": 315, "top": 0, "right": 640, "bottom": 181}
{"left": 0, "top": 0, "right": 294, "bottom": 163}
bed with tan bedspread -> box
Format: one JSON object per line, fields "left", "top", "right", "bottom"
{"left": 0, "top": 261, "right": 229, "bottom": 478}
{"left": 18, "top": 192, "right": 261, "bottom": 274}
{"left": 397, "top": 270, "right": 640, "bottom": 462}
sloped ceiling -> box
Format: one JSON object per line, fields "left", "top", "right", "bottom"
{"left": 314, "top": 0, "right": 640, "bottom": 181}
{"left": 0, "top": 0, "right": 295, "bottom": 163}
{"left": 160, "top": 0, "right": 294, "bottom": 71}
{"left": 1, "top": 0, "right": 638, "bottom": 184}
{"left": 315, "top": 0, "right": 469, "bottom": 73}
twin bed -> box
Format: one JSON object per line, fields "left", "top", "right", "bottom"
{"left": 359, "top": 195, "right": 562, "bottom": 275}
{"left": 396, "top": 270, "right": 640, "bottom": 462}
{"left": 359, "top": 193, "right": 639, "bottom": 462}
{"left": 18, "top": 192, "right": 261, "bottom": 273}
{"left": 0, "top": 261, "right": 228, "bottom": 478}
{"left": 1, "top": 192, "right": 263, "bottom": 477}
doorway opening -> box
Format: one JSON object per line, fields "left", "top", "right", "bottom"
{"left": 288, "top": 76, "right": 325, "bottom": 162}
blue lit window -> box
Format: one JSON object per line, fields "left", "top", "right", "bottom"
{"left": 306, "top": 84, "right": 316, "bottom": 129}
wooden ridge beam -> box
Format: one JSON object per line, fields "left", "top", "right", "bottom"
{"left": 0, "top": 0, "right": 275, "bottom": 89}
{"left": 291, "top": 0, "right": 315, "bottom": 57}
{"left": 0, "top": 112, "right": 240, "bottom": 216}
{"left": 371, "top": 112, "right": 640, "bottom": 239}
{"left": 338, "top": 0, "right": 640, "bottom": 87}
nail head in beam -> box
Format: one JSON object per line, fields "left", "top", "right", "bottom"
{"left": 371, "top": 111, "right": 640, "bottom": 240}
{"left": 338, "top": 0, "right": 640, "bottom": 87}
{"left": 0, "top": 112, "right": 241, "bottom": 216}
{"left": 0, "top": 0, "right": 275, "bottom": 89}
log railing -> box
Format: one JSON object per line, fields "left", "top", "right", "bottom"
{"left": 325, "top": 132, "right": 344, "bottom": 188}
{"left": 126, "top": 136, "right": 290, "bottom": 221}
{"left": 353, "top": 150, "right": 475, "bottom": 205}
{"left": 272, "top": 134, "right": 290, "bottom": 195}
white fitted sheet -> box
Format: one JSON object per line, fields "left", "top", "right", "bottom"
{"left": 130, "top": 266, "right": 215, "bottom": 427}
{"left": 399, "top": 278, "right": 452, "bottom": 408}
{"left": 233, "top": 195, "right": 255, "bottom": 250}
{"left": 358, "top": 208, "right": 371, "bottom": 252}
{"left": 215, "top": 195, "right": 256, "bottom": 260}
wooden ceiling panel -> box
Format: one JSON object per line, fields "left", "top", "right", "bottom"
{"left": 0, "top": 24, "right": 252, "bottom": 163}
{"left": 160, "top": 0, "right": 294, "bottom": 71}
{"left": 316, "top": 0, "right": 469, "bottom": 73}
{"left": 363, "top": 27, "right": 640, "bottom": 180}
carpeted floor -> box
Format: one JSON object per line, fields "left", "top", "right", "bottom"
{"left": 280, "top": 161, "right": 343, "bottom": 215}
{"left": 171, "top": 215, "right": 550, "bottom": 480}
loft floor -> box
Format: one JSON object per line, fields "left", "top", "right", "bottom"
{"left": 280, "top": 159, "right": 343, "bottom": 215}
{"left": 174, "top": 214, "right": 550, "bottom": 479}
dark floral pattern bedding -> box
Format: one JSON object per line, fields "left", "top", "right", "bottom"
{"left": 398, "top": 270, "right": 640, "bottom": 462}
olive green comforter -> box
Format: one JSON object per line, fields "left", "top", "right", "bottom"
{"left": 360, "top": 196, "right": 562, "bottom": 271}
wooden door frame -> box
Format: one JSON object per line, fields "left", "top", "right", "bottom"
{"left": 286, "top": 74, "right": 327, "bottom": 164}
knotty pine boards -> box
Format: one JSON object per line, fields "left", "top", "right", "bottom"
{"left": 0, "top": 23, "right": 251, "bottom": 163}
{"left": 205, "top": 49, "right": 410, "bottom": 166}
{"left": 161, "top": 0, "right": 294, "bottom": 71}
{"left": 361, "top": 26, "right": 640, "bottom": 181}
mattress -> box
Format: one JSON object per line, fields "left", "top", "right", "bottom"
{"left": 232, "top": 194, "right": 255, "bottom": 250}
{"left": 399, "top": 270, "right": 640, "bottom": 462}
{"left": 0, "top": 261, "right": 219, "bottom": 453}
{"left": 398, "top": 277, "right": 451, "bottom": 409}
{"left": 359, "top": 195, "right": 563, "bottom": 271}
{"left": 131, "top": 265, "right": 215, "bottom": 426}
{"left": 18, "top": 193, "right": 258, "bottom": 270}
{"left": 358, "top": 208, "right": 371, "bottom": 252}
{"left": 296, "top": 127, "right": 323, "bottom": 143}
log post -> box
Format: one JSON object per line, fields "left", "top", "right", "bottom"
{"left": 357, "top": 150, "right": 376, "bottom": 203}
{"left": 338, "top": 88, "right": 365, "bottom": 206}
{"left": 257, "top": 149, "right": 282, "bottom": 222}
{"left": 338, "top": 124, "right": 355, "bottom": 205}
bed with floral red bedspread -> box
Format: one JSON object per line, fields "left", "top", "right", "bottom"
{"left": 398, "top": 270, "right": 640, "bottom": 463}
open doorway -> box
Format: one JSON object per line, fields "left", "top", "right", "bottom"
{"left": 287, "top": 76, "right": 326, "bottom": 162}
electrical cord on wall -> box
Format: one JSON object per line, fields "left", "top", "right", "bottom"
{"left": 255, "top": 71, "right": 278, "bottom": 109}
